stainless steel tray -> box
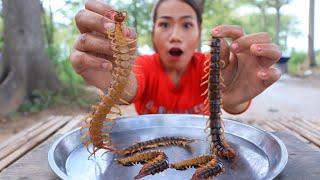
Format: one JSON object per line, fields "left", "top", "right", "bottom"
{"left": 48, "top": 114, "right": 288, "bottom": 180}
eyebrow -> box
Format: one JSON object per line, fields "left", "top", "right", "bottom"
{"left": 158, "top": 15, "right": 194, "bottom": 20}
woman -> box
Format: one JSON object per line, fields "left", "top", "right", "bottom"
{"left": 70, "top": 0, "right": 281, "bottom": 115}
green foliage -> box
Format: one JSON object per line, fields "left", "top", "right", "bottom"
{"left": 18, "top": 87, "right": 96, "bottom": 113}
{"left": 288, "top": 50, "right": 307, "bottom": 74}
{"left": 112, "top": 0, "right": 154, "bottom": 47}
{"left": 16, "top": 0, "right": 93, "bottom": 114}
{"left": 316, "top": 50, "right": 320, "bottom": 65}
{"left": 18, "top": 90, "right": 55, "bottom": 113}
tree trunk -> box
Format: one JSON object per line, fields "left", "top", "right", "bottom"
{"left": 275, "top": 7, "right": 281, "bottom": 46}
{"left": 196, "top": 0, "right": 205, "bottom": 50}
{"left": 0, "top": 0, "right": 61, "bottom": 116}
{"left": 267, "top": 0, "right": 291, "bottom": 46}
{"left": 308, "top": 0, "right": 316, "bottom": 67}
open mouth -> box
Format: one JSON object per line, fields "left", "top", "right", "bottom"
{"left": 169, "top": 48, "right": 183, "bottom": 57}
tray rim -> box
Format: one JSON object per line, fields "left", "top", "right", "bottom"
{"left": 48, "top": 114, "right": 288, "bottom": 180}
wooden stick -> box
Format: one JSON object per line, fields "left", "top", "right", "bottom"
{"left": 292, "top": 117, "right": 320, "bottom": 135}
{"left": 278, "top": 120, "right": 320, "bottom": 147}
{"left": 55, "top": 115, "right": 84, "bottom": 135}
{"left": 264, "top": 118, "right": 310, "bottom": 143}
{"left": 0, "top": 116, "right": 70, "bottom": 171}
{"left": 0, "top": 116, "right": 63, "bottom": 160}
{"left": 0, "top": 116, "right": 52, "bottom": 151}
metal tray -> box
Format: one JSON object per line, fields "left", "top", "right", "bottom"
{"left": 48, "top": 114, "right": 288, "bottom": 180}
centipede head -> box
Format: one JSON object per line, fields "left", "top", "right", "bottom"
{"left": 108, "top": 9, "right": 127, "bottom": 22}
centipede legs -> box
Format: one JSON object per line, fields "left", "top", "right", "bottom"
{"left": 115, "top": 136, "right": 195, "bottom": 156}
{"left": 81, "top": 10, "right": 136, "bottom": 158}
{"left": 116, "top": 151, "right": 169, "bottom": 179}
{"left": 206, "top": 37, "right": 236, "bottom": 160}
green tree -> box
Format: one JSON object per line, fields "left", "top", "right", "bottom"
{"left": 266, "top": 0, "right": 291, "bottom": 46}
{"left": 0, "top": 0, "right": 61, "bottom": 116}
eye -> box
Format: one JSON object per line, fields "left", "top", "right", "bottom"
{"left": 183, "top": 22, "right": 193, "bottom": 29}
{"left": 159, "top": 22, "right": 170, "bottom": 28}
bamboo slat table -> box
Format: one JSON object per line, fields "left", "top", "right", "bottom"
{"left": 0, "top": 132, "right": 319, "bottom": 180}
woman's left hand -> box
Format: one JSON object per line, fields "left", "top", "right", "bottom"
{"left": 210, "top": 25, "right": 282, "bottom": 114}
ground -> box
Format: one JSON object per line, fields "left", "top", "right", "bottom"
{"left": 0, "top": 70, "right": 320, "bottom": 143}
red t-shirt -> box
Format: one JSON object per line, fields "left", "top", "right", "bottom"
{"left": 132, "top": 52, "right": 207, "bottom": 114}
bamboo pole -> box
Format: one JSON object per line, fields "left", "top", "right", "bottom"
{"left": 0, "top": 116, "right": 70, "bottom": 171}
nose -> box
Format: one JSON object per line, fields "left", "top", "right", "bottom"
{"left": 169, "top": 25, "right": 182, "bottom": 43}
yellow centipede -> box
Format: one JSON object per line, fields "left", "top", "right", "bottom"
{"left": 134, "top": 151, "right": 169, "bottom": 179}
{"left": 191, "top": 158, "right": 224, "bottom": 180}
{"left": 115, "top": 151, "right": 162, "bottom": 166}
{"left": 115, "top": 136, "right": 195, "bottom": 156}
{"left": 81, "top": 9, "right": 136, "bottom": 158}
{"left": 170, "top": 155, "right": 215, "bottom": 170}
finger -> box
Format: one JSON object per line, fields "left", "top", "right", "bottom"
{"left": 220, "top": 38, "right": 230, "bottom": 69}
{"left": 250, "top": 43, "right": 282, "bottom": 67}
{"left": 231, "top": 32, "right": 272, "bottom": 53}
{"left": 85, "top": 0, "right": 114, "bottom": 19}
{"left": 70, "top": 50, "right": 112, "bottom": 74}
{"left": 257, "top": 68, "right": 281, "bottom": 87}
{"left": 74, "top": 33, "right": 113, "bottom": 56}
{"left": 211, "top": 25, "right": 245, "bottom": 40}
{"left": 75, "top": 9, "right": 113, "bottom": 34}
{"left": 75, "top": 9, "right": 137, "bottom": 39}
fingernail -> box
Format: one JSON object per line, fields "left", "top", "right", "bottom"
{"left": 256, "top": 45, "right": 262, "bottom": 52}
{"left": 102, "top": 63, "right": 109, "bottom": 69}
{"left": 212, "top": 28, "right": 220, "bottom": 35}
{"left": 258, "top": 70, "right": 267, "bottom": 79}
{"left": 231, "top": 43, "right": 239, "bottom": 52}
{"left": 104, "top": 23, "right": 114, "bottom": 30}
{"left": 107, "top": 11, "right": 116, "bottom": 20}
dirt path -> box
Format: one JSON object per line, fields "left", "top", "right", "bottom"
{"left": 224, "top": 75, "right": 320, "bottom": 121}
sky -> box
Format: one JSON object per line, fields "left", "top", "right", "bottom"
{"left": 44, "top": 0, "right": 319, "bottom": 53}
{"left": 282, "top": 0, "right": 319, "bottom": 53}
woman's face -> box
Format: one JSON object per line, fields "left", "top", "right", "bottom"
{"left": 153, "top": 0, "right": 200, "bottom": 71}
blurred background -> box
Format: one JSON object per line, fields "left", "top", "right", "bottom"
{"left": 0, "top": 0, "right": 319, "bottom": 147}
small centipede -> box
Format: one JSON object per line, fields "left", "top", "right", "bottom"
{"left": 115, "top": 151, "right": 162, "bottom": 166}
{"left": 191, "top": 158, "right": 224, "bottom": 180}
{"left": 81, "top": 9, "right": 136, "bottom": 158}
{"left": 202, "top": 37, "right": 236, "bottom": 160}
{"left": 115, "top": 136, "right": 195, "bottom": 156}
{"left": 134, "top": 151, "right": 169, "bottom": 179}
{"left": 170, "top": 154, "right": 215, "bottom": 170}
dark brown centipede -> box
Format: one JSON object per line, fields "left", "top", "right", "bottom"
{"left": 170, "top": 154, "right": 215, "bottom": 170}
{"left": 115, "top": 136, "right": 195, "bottom": 156}
{"left": 191, "top": 158, "right": 224, "bottom": 180}
{"left": 134, "top": 151, "right": 169, "bottom": 179}
{"left": 202, "top": 37, "right": 236, "bottom": 160}
{"left": 115, "top": 151, "right": 162, "bottom": 166}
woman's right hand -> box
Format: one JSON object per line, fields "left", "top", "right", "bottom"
{"left": 70, "top": 0, "right": 136, "bottom": 91}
